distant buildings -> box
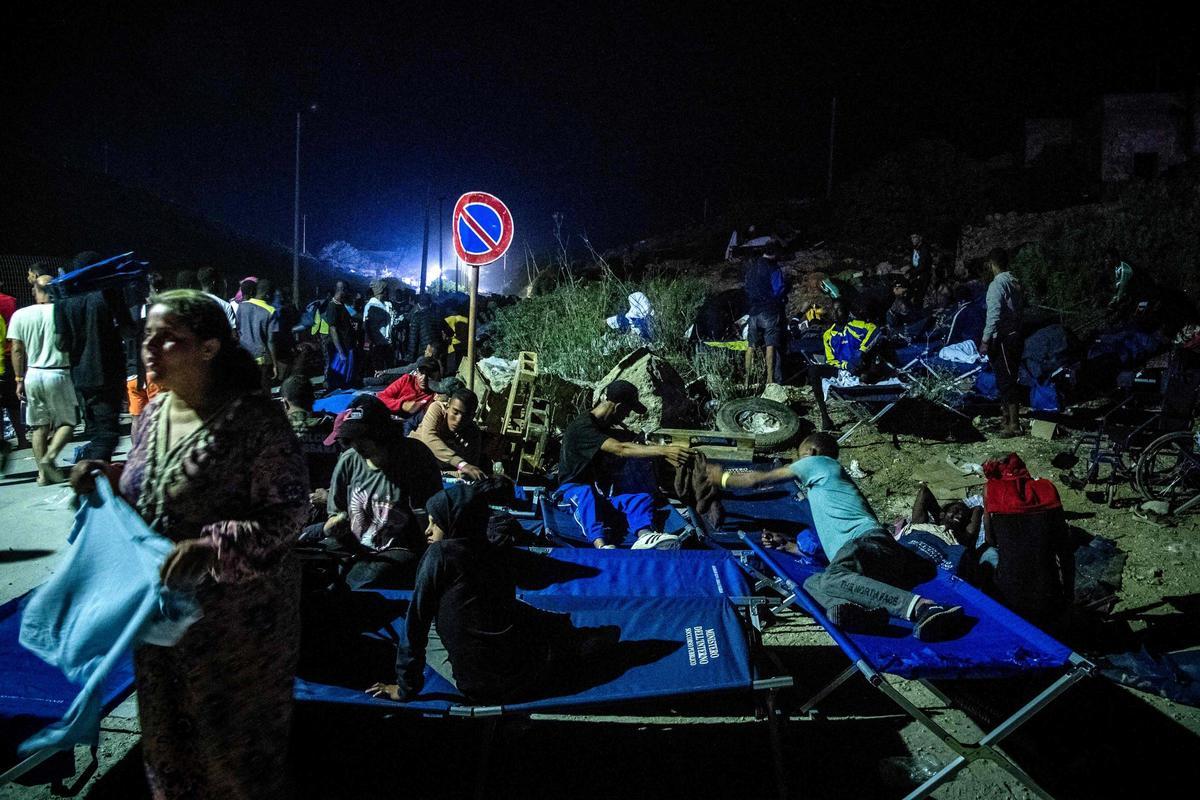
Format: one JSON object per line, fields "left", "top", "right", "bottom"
{"left": 1025, "top": 90, "right": 1200, "bottom": 186}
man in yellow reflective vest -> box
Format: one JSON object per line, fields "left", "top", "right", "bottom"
{"left": 236, "top": 277, "right": 280, "bottom": 393}
{"left": 806, "top": 300, "right": 880, "bottom": 431}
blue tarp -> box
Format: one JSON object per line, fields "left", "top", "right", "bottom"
{"left": 744, "top": 535, "right": 1074, "bottom": 680}
{"left": 49, "top": 252, "right": 146, "bottom": 296}
{"left": 295, "top": 549, "right": 755, "bottom": 713}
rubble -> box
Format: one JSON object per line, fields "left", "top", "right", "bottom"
{"left": 593, "top": 347, "right": 691, "bottom": 432}
{"left": 760, "top": 382, "right": 809, "bottom": 407}
{"left": 956, "top": 203, "right": 1110, "bottom": 270}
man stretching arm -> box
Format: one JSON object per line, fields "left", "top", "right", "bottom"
{"left": 558, "top": 380, "right": 693, "bottom": 549}
{"left": 712, "top": 433, "right": 968, "bottom": 641}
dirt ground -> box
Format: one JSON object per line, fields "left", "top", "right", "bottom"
{"left": 2, "top": 404, "right": 1198, "bottom": 799}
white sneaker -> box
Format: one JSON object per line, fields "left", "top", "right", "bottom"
{"left": 631, "top": 532, "right": 683, "bottom": 551}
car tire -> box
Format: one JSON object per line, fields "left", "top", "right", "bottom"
{"left": 715, "top": 397, "right": 802, "bottom": 450}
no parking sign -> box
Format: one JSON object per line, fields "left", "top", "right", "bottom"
{"left": 452, "top": 192, "right": 514, "bottom": 266}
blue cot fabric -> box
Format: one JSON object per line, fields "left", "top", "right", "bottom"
{"left": 542, "top": 492, "right": 688, "bottom": 547}
{"left": 313, "top": 388, "right": 360, "bottom": 414}
{"left": 17, "top": 477, "right": 201, "bottom": 756}
{"left": 0, "top": 596, "right": 132, "bottom": 775}
{"left": 515, "top": 549, "right": 751, "bottom": 599}
{"left": 296, "top": 596, "right": 751, "bottom": 713}
{"left": 295, "top": 549, "right": 754, "bottom": 713}
{"left": 745, "top": 536, "right": 1073, "bottom": 679}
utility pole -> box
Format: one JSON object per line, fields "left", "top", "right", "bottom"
{"left": 419, "top": 188, "right": 431, "bottom": 294}
{"left": 302, "top": 214, "right": 309, "bottom": 256}
{"left": 293, "top": 111, "right": 301, "bottom": 308}
{"left": 438, "top": 196, "right": 446, "bottom": 287}
{"left": 826, "top": 96, "right": 837, "bottom": 200}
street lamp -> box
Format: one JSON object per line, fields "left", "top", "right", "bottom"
{"left": 293, "top": 103, "right": 318, "bottom": 308}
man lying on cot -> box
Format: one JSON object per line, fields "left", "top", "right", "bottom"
{"left": 367, "top": 478, "right": 616, "bottom": 704}
{"left": 557, "top": 380, "right": 694, "bottom": 549}
{"left": 894, "top": 484, "right": 994, "bottom": 586}
{"left": 710, "top": 433, "right": 969, "bottom": 641}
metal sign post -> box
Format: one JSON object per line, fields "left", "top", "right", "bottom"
{"left": 466, "top": 262, "right": 479, "bottom": 390}
{"left": 451, "top": 191, "right": 514, "bottom": 393}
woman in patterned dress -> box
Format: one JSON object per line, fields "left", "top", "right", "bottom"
{"left": 71, "top": 289, "right": 308, "bottom": 799}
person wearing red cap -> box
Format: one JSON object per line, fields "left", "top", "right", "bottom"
{"left": 556, "top": 380, "right": 694, "bottom": 549}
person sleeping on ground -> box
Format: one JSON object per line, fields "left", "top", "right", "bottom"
{"left": 710, "top": 433, "right": 969, "bottom": 641}
{"left": 367, "top": 478, "right": 616, "bottom": 704}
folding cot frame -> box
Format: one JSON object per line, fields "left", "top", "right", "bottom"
{"left": 735, "top": 532, "right": 1095, "bottom": 800}
{"left": 825, "top": 355, "right": 983, "bottom": 445}
{"left": 294, "top": 552, "right": 796, "bottom": 800}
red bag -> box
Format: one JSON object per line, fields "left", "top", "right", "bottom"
{"left": 983, "top": 453, "right": 1062, "bottom": 515}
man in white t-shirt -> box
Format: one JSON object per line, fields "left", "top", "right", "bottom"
{"left": 6, "top": 276, "right": 77, "bottom": 484}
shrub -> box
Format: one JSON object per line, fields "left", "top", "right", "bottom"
{"left": 490, "top": 270, "right": 710, "bottom": 386}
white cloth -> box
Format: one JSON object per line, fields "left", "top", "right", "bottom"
{"left": 937, "top": 339, "right": 983, "bottom": 364}
{"left": 6, "top": 304, "right": 68, "bottom": 369}
{"left": 820, "top": 372, "right": 902, "bottom": 400}
{"left": 25, "top": 368, "right": 77, "bottom": 427}
{"left": 626, "top": 292, "right": 654, "bottom": 319}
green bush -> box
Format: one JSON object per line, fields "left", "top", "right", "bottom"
{"left": 490, "top": 272, "right": 708, "bottom": 385}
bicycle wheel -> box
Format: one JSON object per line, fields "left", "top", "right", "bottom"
{"left": 1135, "top": 430, "right": 1200, "bottom": 506}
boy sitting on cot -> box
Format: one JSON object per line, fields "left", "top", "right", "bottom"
{"left": 710, "top": 433, "right": 969, "bottom": 641}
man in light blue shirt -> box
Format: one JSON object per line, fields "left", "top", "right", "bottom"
{"left": 711, "top": 433, "right": 967, "bottom": 641}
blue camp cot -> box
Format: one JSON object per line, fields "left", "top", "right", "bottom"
{"left": 686, "top": 483, "right": 1093, "bottom": 798}
{"left": 294, "top": 547, "right": 793, "bottom": 797}
{"left": 739, "top": 532, "right": 1094, "bottom": 800}
{"left": 0, "top": 596, "right": 135, "bottom": 789}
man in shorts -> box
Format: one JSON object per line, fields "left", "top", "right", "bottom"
{"left": 6, "top": 276, "right": 77, "bottom": 484}
{"left": 743, "top": 241, "right": 786, "bottom": 385}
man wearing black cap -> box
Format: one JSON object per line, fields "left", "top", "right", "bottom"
{"left": 307, "top": 394, "right": 443, "bottom": 587}
{"left": 557, "top": 380, "right": 694, "bottom": 549}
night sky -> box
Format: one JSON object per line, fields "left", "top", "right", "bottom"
{"left": 7, "top": 1, "right": 1195, "bottom": 265}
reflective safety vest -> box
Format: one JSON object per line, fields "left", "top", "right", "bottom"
{"left": 823, "top": 319, "right": 879, "bottom": 370}
{"left": 311, "top": 308, "right": 330, "bottom": 336}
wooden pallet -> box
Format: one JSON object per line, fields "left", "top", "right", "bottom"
{"left": 647, "top": 427, "right": 757, "bottom": 462}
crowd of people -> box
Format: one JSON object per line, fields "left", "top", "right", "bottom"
{"left": 0, "top": 240, "right": 1186, "bottom": 800}
{"left": 724, "top": 232, "right": 1184, "bottom": 437}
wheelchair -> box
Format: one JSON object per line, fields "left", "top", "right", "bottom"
{"left": 1072, "top": 350, "right": 1199, "bottom": 509}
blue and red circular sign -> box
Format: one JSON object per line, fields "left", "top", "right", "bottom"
{"left": 452, "top": 191, "right": 514, "bottom": 267}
